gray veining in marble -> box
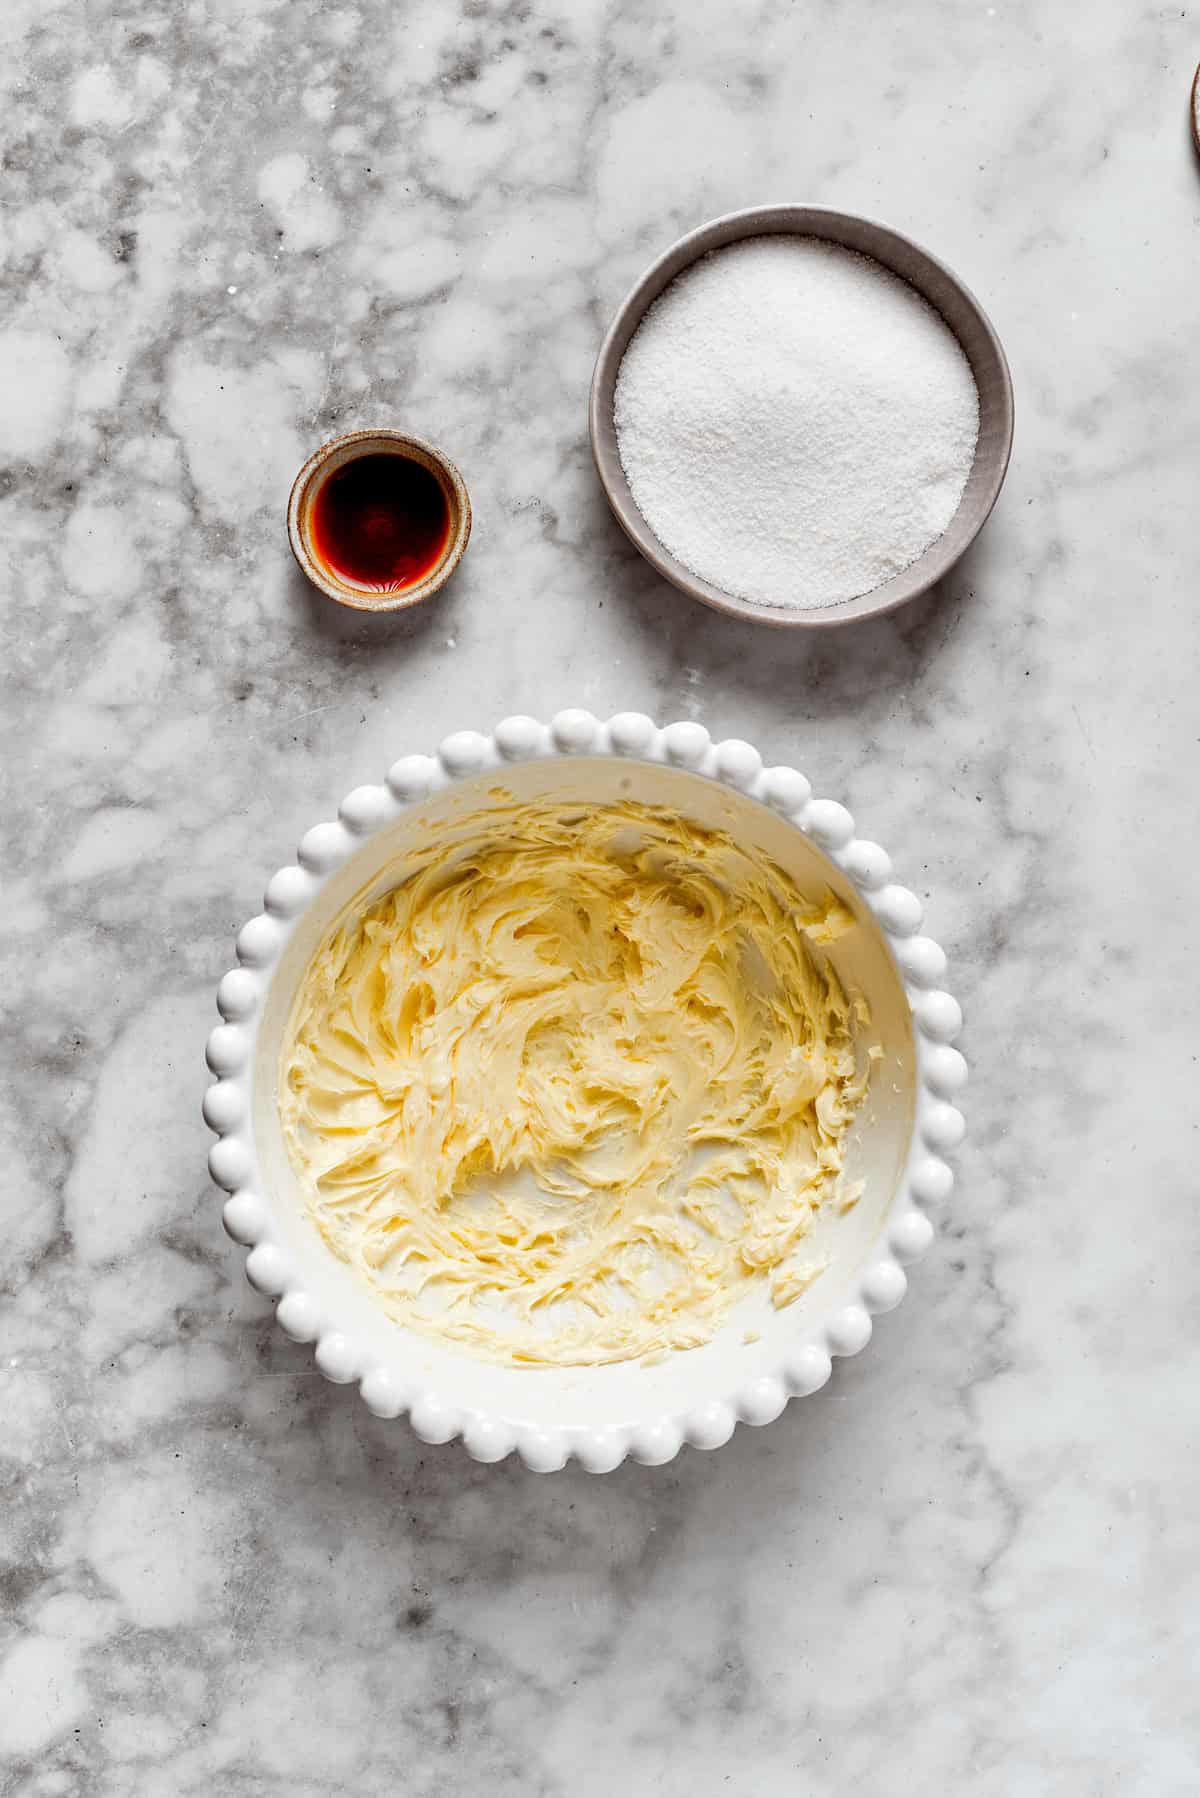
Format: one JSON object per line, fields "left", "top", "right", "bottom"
{"left": 2, "top": 1, "right": 1199, "bottom": 1792}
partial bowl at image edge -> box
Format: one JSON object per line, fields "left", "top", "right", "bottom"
{"left": 203, "top": 712, "right": 968, "bottom": 1473}
{"left": 589, "top": 204, "right": 1015, "bottom": 629}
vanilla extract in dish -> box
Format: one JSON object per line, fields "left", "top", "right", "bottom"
{"left": 311, "top": 452, "right": 450, "bottom": 592}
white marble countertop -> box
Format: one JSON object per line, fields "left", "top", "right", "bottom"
{"left": 3, "top": 2, "right": 1199, "bottom": 1792}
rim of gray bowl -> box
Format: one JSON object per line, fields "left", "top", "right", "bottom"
{"left": 588, "top": 204, "right": 1015, "bottom": 629}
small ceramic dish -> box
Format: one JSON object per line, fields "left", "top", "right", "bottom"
{"left": 589, "top": 205, "right": 1014, "bottom": 629}
{"left": 287, "top": 429, "right": 471, "bottom": 613}
{"left": 205, "top": 715, "right": 966, "bottom": 1471}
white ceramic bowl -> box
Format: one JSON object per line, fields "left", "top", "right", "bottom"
{"left": 204, "top": 713, "right": 966, "bottom": 1472}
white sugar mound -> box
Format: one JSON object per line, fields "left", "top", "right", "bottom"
{"left": 613, "top": 236, "right": 980, "bottom": 611}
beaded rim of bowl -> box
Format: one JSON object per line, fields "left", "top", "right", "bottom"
{"left": 204, "top": 712, "right": 966, "bottom": 1473}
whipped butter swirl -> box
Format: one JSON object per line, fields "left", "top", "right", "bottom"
{"left": 279, "top": 801, "right": 869, "bottom": 1366}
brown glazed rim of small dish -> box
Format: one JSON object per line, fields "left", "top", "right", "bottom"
{"left": 589, "top": 205, "right": 1015, "bottom": 630}
{"left": 287, "top": 429, "right": 472, "bottom": 613}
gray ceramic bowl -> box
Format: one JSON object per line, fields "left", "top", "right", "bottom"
{"left": 589, "top": 205, "right": 1014, "bottom": 629}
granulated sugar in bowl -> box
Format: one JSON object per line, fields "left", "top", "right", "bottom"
{"left": 613, "top": 235, "right": 980, "bottom": 612}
